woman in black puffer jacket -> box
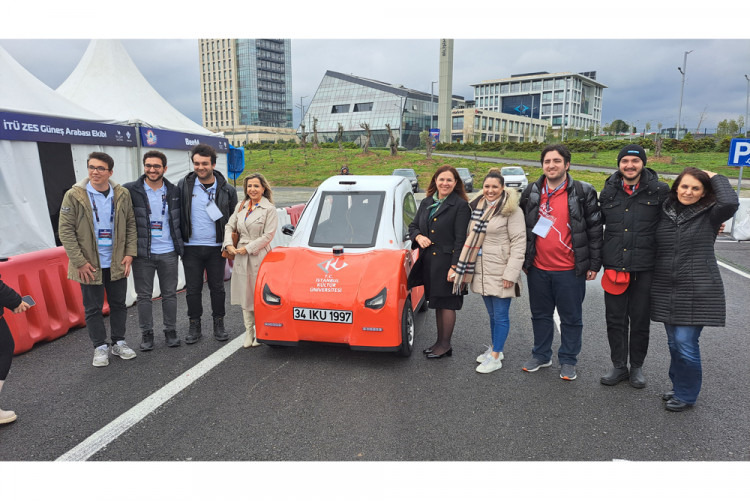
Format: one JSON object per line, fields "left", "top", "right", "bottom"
{"left": 651, "top": 168, "right": 739, "bottom": 412}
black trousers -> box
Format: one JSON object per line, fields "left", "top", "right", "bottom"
{"left": 80, "top": 268, "right": 128, "bottom": 347}
{"left": 183, "top": 245, "right": 226, "bottom": 320}
{"left": 604, "top": 270, "right": 653, "bottom": 368}
{"left": 0, "top": 317, "right": 14, "bottom": 380}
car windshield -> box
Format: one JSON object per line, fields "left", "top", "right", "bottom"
{"left": 309, "top": 191, "right": 385, "bottom": 248}
{"left": 502, "top": 167, "right": 525, "bottom": 176}
{"left": 392, "top": 169, "right": 415, "bottom": 177}
{"left": 457, "top": 168, "right": 470, "bottom": 176}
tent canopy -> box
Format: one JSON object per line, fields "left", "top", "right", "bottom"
{"left": 57, "top": 39, "right": 216, "bottom": 136}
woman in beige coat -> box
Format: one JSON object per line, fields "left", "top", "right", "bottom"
{"left": 223, "top": 173, "right": 278, "bottom": 348}
{"left": 463, "top": 169, "right": 526, "bottom": 373}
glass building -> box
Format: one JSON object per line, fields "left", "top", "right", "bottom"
{"left": 199, "top": 39, "right": 293, "bottom": 129}
{"left": 302, "top": 71, "right": 464, "bottom": 149}
{"left": 471, "top": 71, "right": 606, "bottom": 137}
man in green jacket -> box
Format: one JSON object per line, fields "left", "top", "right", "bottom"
{"left": 59, "top": 152, "right": 138, "bottom": 367}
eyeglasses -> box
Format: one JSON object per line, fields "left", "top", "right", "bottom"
{"left": 144, "top": 163, "right": 164, "bottom": 170}
{"left": 87, "top": 165, "right": 109, "bottom": 172}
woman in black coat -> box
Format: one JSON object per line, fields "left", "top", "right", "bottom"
{"left": 651, "top": 168, "right": 739, "bottom": 412}
{"left": 1, "top": 276, "right": 31, "bottom": 425}
{"left": 408, "top": 166, "right": 471, "bottom": 358}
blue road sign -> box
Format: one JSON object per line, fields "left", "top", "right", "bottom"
{"left": 728, "top": 138, "right": 750, "bottom": 166}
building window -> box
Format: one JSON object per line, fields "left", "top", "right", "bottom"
{"left": 452, "top": 116, "right": 463, "bottom": 130}
{"left": 331, "top": 104, "right": 350, "bottom": 114}
{"left": 353, "top": 102, "right": 373, "bottom": 112}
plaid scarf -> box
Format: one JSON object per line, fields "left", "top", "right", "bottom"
{"left": 452, "top": 193, "right": 504, "bottom": 294}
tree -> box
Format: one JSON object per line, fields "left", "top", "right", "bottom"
{"left": 312, "top": 117, "right": 320, "bottom": 148}
{"left": 299, "top": 124, "right": 308, "bottom": 149}
{"left": 336, "top": 122, "right": 344, "bottom": 151}
{"left": 645, "top": 122, "right": 651, "bottom": 136}
{"left": 695, "top": 106, "right": 708, "bottom": 134}
{"left": 359, "top": 123, "right": 371, "bottom": 153}
{"left": 610, "top": 119, "right": 630, "bottom": 134}
{"left": 716, "top": 118, "right": 740, "bottom": 137}
{"left": 385, "top": 123, "right": 399, "bottom": 156}
{"left": 419, "top": 130, "right": 433, "bottom": 159}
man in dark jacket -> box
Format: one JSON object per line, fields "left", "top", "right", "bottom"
{"left": 123, "top": 150, "right": 185, "bottom": 351}
{"left": 178, "top": 144, "right": 238, "bottom": 344}
{"left": 598, "top": 145, "right": 668, "bottom": 389}
{"left": 519, "top": 144, "right": 602, "bottom": 381}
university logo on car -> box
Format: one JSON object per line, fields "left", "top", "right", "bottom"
{"left": 317, "top": 257, "right": 348, "bottom": 274}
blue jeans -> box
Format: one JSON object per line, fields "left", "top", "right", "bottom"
{"left": 527, "top": 267, "right": 586, "bottom": 365}
{"left": 664, "top": 324, "right": 703, "bottom": 405}
{"left": 482, "top": 296, "right": 512, "bottom": 353}
{"left": 132, "top": 251, "right": 179, "bottom": 333}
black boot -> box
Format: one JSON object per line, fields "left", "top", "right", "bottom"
{"left": 139, "top": 330, "right": 154, "bottom": 351}
{"left": 600, "top": 366, "right": 629, "bottom": 386}
{"left": 186, "top": 319, "right": 202, "bottom": 344}
{"left": 213, "top": 316, "right": 228, "bottom": 341}
{"left": 165, "top": 330, "right": 181, "bottom": 348}
{"left": 629, "top": 366, "right": 646, "bottom": 389}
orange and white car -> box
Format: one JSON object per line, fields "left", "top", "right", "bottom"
{"left": 254, "top": 175, "right": 426, "bottom": 356}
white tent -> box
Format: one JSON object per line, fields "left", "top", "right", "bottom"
{"left": 57, "top": 39, "right": 228, "bottom": 185}
{"left": 0, "top": 44, "right": 133, "bottom": 257}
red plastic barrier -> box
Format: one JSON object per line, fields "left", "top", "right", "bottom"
{"left": 285, "top": 203, "right": 306, "bottom": 226}
{"left": 0, "top": 246, "right": 109, "bottom": 354}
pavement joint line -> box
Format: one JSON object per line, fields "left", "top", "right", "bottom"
{"left": 718, "top": 260, "right": 750, "bottom": 280}
{"left": 55, "top": 335, "right": 244, "bottom": 462}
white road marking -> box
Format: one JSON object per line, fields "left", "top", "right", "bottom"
{"left": 56, "top": 335, "right": 244, "bottom": 462}
{"left": 718, "top": 260, "right": 750, "bottom": 280}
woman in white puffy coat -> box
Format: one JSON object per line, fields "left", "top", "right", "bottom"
{"left": 468, "top": 169, "right": 526, "bottom": 373}
{"left": 223, "top": 173, "right": 278, "bottom": 348}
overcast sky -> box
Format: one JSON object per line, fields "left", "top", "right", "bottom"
{"left": 2, "top": 5, "right": 748, "bottom": 134}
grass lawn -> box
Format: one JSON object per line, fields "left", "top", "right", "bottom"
{"left": 242, "top": 147, "right": 748, "bottom": 195}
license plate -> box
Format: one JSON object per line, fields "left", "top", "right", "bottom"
{"left": 506, "top": 182, "right": 520, "bottom": 187}
{"left": 293, "top": 307, "right": 353, "bottom": 324}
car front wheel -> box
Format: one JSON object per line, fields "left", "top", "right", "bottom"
{"left": 396, "top": 298, "right": 415, "bottom": 357}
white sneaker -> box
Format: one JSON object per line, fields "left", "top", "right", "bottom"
{"left": 0, "top": 409, "right": 18, "bottom": 424}
{"left": 112, "top": 341, "right": 137, "bottom": 360}
{"left": 476, "top": 354, "right": 503, "bottom": 373}
{"left": 476, "top": 346, "right": 504, "bottom": 364}
{"left": 93, "top": 345, "right": 109, "bottom": 367}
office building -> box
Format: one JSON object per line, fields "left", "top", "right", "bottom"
{"left": 302, "top": 70, "right": 464, "bottom": 149}
{"left": 472, "top": 71, "right": 606, "bottom": 137}
{"left": 199, "top": 39, "right": 293, "bottom": 133}
{"left": 451, "top": 106, "right": 548, "bottom": 144}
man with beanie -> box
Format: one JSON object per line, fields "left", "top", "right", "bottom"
{"left": 598, "top": 144, "right": 668, "bottom": 388}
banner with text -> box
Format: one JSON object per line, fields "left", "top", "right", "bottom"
{"left": 0, "top": 111, "right": 137, "bottom": 147}
{"left": 140, "top": 126, "right": 229, "bottom": 153}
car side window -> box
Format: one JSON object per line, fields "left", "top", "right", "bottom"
{"left": 402, "top": 191, "right": 417, "bottom": 233}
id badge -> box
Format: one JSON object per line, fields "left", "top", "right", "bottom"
{"left": 205, "top": 201, "right": 223, "bottom": 221}
{"left": 532, "top": 217, "right": 554, "bottom": 238}
{"left": 150, "top": 220, "right": 163, "bottom": 238}
{"left": 98, "top": 228, "right": 113, "bottom": 247}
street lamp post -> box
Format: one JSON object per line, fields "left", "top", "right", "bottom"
{"left": 676, "top": 50, "right": 693, "bottom": 140}
{"left": 745, "top": 74, "right": 749, "bottom": 138}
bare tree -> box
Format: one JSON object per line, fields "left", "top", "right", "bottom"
{"left": 359, "top": 123, "right": 372, "bottom": 153}
{"left": 695, "top": 106, "right": 708, "bottom": 134}
{"left": 419, "top": 130, "right": 433, "bottom": 159}
{"left": 336, "top": 122, "right": 344, "bottom": 151}
{"left": 312, "top": 117, "right": 320, "bottom": 149}
{"left": 385, "top": 123, "right": 399, "bottom": 156}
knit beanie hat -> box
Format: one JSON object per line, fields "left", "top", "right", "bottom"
{"left": 617, "top": 144, "right": 647, "bottom": 167}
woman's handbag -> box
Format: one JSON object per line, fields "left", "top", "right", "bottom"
{"left": 222, "top": 231, "right": 239, "bottom": 260}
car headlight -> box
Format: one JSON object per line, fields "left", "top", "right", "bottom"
{"left": 364, "top": 287, "right": 387, "bottom": 309}
{"left": 263, "top": 284, "right": 281, "bottom": 305}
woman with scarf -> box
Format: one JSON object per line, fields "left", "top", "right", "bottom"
{"left": 651, "top": 167, "right": 738, "bottom": 411}
{"left": 455, "top": 169, "right": 526, "bottom": 373}
{"left": 408, "top": 166, "right": 471, "bottom": 359}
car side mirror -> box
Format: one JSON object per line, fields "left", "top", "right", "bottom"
{"left": 281, "top": 224, "right": 295, "bottom": 236}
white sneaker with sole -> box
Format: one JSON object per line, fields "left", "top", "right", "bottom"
{"left": 112, "top": 341, "right": 137, "bottom": 360}
{"left": 93, "top": 345, "right": 109, "bottom": 367}
{"left": 476, "top": 346, "right": 504, "bottom": 364}
{"left": 476, "top": 354, "right": 503, "bottom": 373}
{"left": 0, "top": 409, "right": 17, "bottom": 424}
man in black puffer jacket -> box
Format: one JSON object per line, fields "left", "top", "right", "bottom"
{"left": 598, "top": 145, "right": 668, "bottom": 389}
{"left": 178, "top": 144, "right": 238, "bottom": 344}
{"left": 123, "top": 150, "right": 184, "bottom": 351}
{"left": 519, "top": 144, "right": 602, "bottom": 381}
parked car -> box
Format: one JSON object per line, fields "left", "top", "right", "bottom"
{"left": 254, "top": 175, "right": 426, "bottom": 356}
{"left": 456, "top": 168, "right": 474, "bottom": 192}
{"left": 500, "top": 166, "right": 529, "bottom": 192}
{"left": 391, "top": 168, "right": 419, "bottom": 193}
